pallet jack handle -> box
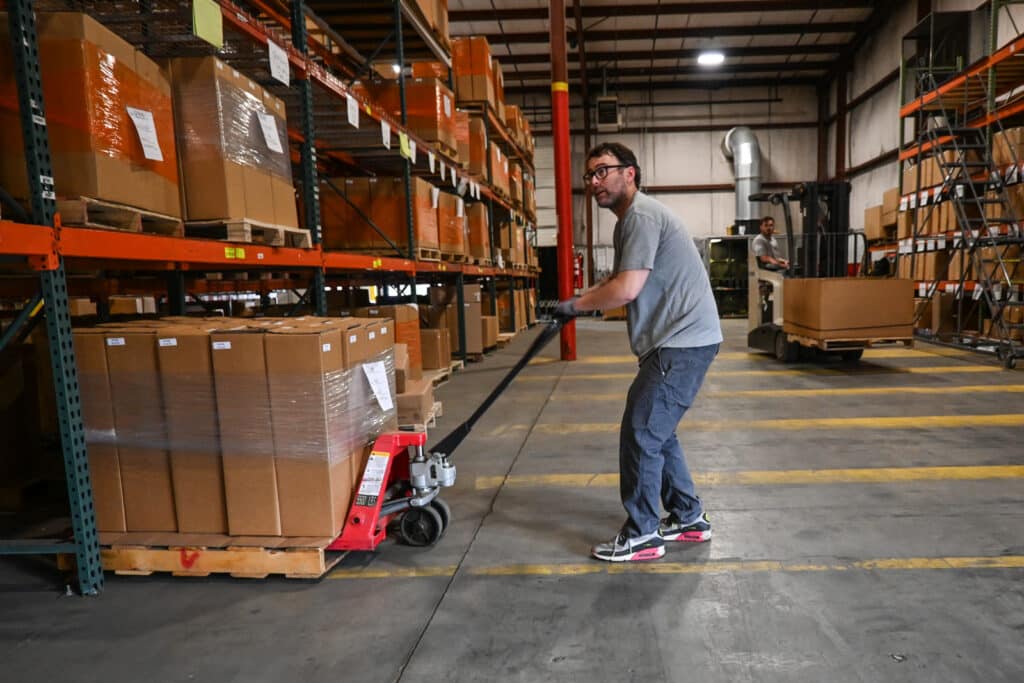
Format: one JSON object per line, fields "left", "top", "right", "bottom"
{"left": 429, "top": 317, "right": 567, "bottom": 459}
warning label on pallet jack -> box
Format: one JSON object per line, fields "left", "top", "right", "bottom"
{"left": 355, "top": 452, "right": 390, "bottom": 506}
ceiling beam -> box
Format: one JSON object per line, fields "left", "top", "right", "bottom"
{"left": 448, "top": 22, "right": 865, "bottom": 45}
{"left": 448, "top": 1, "right": 875, "bottom": 22}
{"left": 498, "top": 43, "right": 848, "bottom": 65}
{"left": 505, "top": 77, "right": 819, "bottom": 96}
{"left": 504, "top": 61, "right": 834, "bottom": 82}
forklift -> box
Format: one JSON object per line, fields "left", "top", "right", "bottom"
{"left": 746, "top": 182, "right": 901, "bottom": 362}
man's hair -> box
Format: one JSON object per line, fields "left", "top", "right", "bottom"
{"left": 761, "top": 216, "right": 774, "bottom": 225}
{"left": 586, "top": 142, "right": 641, "bottom": 189}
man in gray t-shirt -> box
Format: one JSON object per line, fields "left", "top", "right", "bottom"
{"left": 751, "top": 216, "right": 789, "bottom": 270}
{"left": 553, "top": 142, "right": 722, "bottom": 563}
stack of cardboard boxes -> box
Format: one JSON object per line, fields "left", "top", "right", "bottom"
{"left": 320, "top": 176, "right": 441, "bottom": 254}
{"left": 74, "top": 316, "right": 397, "bottom": 538}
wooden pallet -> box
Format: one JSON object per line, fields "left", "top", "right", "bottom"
{"left": 496, "top": 332, "right": 515, "bottom": 348}
{"left": 465, "top": 352, "right": 484, "bottom": 363}
{"left": 423, "top": 364, "right": 453, "bottom": 388}
{"left": 57, "top": 196, "right": 183, "bottom": 236}
{"left": 417, "top": 247, "right": 441, "bottom": 262}
{"left": 185, "top": 219, "right": 312, "bottom": 248}
{"left": 92, "top": 532, "right": 345, "bottom": 579}
{"left": 399, "top": 401, "right": 443, "bottom": 431}
{"left": 440, "top": 251, "right": 468, "bottom": 263}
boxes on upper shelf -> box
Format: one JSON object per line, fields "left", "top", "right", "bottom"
{"left": 0, "top": 11, "right": 180, "bottom": 217}
{"left": 452, "top": 36, "right": 495, "bottom": 107}
{"left": 355, "top": 78, "right": 457, "bottom": 153}
{"left": 168, "top": 56, "right": 297, "bottom": 228}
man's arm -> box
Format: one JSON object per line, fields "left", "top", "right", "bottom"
{"left": 574, "top": 269, "right": 650, "bottom": 312}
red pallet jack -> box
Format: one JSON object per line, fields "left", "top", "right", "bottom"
{"left": 328, "top": 317, "right": 567, "bottom": 551}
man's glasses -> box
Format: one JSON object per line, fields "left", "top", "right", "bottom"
{"left": 582, "top": 164, "right": 628, "bottom": 184}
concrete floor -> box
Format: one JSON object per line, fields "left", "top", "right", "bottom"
{"left": 3, "top": 318, "right": 1024, "bottom": 682}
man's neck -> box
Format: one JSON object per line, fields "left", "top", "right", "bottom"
{"left": 613, "top": 186, "right": 639, "bottom": 220}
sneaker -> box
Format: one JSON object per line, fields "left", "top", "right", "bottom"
{"left": 591, "top": 532, "right": 665, "bottom": 562}
{"left": 659, "top": 512, "right": 712, "bottom": 542}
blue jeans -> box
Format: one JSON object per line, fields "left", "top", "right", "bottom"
{"left": 619, "top": 344, "right": 719, "bottom": 537}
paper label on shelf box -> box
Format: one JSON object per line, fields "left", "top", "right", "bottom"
{"left": 399, "top": 132, "right": 411, "bottom": 159}
{"left": 918, "top": 283, "right": 928, "bottom": 297}
{"left": 381, "top": 120, "right": 391, "bottom": 149}
{"left": 158, "top": 338, "right": 178, "bottom": 348}
{"left": 937, "top": 236, "right": 946, "bottom": 249}
{"left": 899, "top": 197, "right": 909, "bottom": 212}
{"left": 322, "top": 343, "right": 331, "bottom": 353}
{"left": 451, "top": 169, "right": 457, "bottom": 188}
{"left": 919, "top": 191, "right": 929, "bottom": 206}
{"left": 410, "top": 140, "right": 417, "bottom": 163}
{"left": 257, "top": 113, "right": 283, "bottom": 153}
{"left": 927, "top": 238, "right": 936, "bottom": 251}
{"left": 909, "top": 194, "right": 917, "bottom": 209}
{"left": 368, "top": 331, "right": 376, "bottom": 341}
{"left": 347, "top": 94, "right": 359, "bottom": 128}
{"left": 916, "top": 240, "right": 926, "bottom": 252}
{"left": 126, "top": 107, "right": 163, "bottom": 161}
{"left": 440, "top": 163, "right": 446, "bottom": 181}
{"left": 504, "top": 159, "right": 509, "bottom": 174}
{"left": 946, "top": 283, "right": 956, "bottom": 294}
{"left": 443, "top": 94, "right": 452, "bottom": 118}
{"left": 933, "top": 187, "right": 942, "bottom": 201}
{"left": 381, "top": 326, "right": 388, "bottom": 335}
{"left": 106, "top": 337, "right": 125, "bottom": 347}
{"left": 268, "top": 41, "right": 290, "bottom": 85}
{"left": 457, "top": 197, "right": 464, "bottom": 218}
{"left": 362, "top": 362, "right": 394, "bottom": 411}
{"left": 428, "top": 151, "right": 436, "bottom": 173}
{"left": 212, "top": 341, "right": 232, "bottom": 350}
{"left": 349, "top": 334, "right": 357, "bottom": 344}
{"left": 431, "top": 186, "right": 440, "bottom": 209}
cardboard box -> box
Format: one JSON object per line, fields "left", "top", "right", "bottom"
{"left": 782, "top": 278, "right": 914, "bottom": 339}
{"left": 357, "top": 78, "right": 456, "bottom": 151}
{"left": 156, "top": 325, "right": 227, "bottom": 533}
{"left": 452, "top": 36, "right": 495, "bottom": 106}
{"left": 863, "top": 205, "right": 884, "bottom": 241}
{"left": 69, "top": 298, "right": 97, "bottom": 317}
{"left": 438, "top": 192, "right": 466, "bottom": 256}
{"left": 397, "top": 377, "right": 435, "bottom": 425}
{"left": 265, "top": 326, "right": 353, "bottom": 537}
{"left": 209, "top": 328, "right": 281, "bottom": 536}
{"left": 430, "top": 285, "right": 483, "bottom": 354}
{"left": 882, "top": 188, "right": 899, "bottom": 226}
{"left": 371, "top": 176, "right": 440, "bottom": 252}
{"left": 394, "top": 343, "right": 409, "bottom": 394}
{"left": 897, "top": 210, "right": 912, "bottom": 240}
{"left": 0, "top": 12, "right": 180, "bottom": 217}
{"left": 420, "top": 328, "right": 449, "bottom": 369}
{"left": 356, "top": 304, "right": 422, "bottom": 380}
{"left": 481, "top": 315, "right": 499, "bottom": 349}
{"left": 73, "top": 330, "right": 126, "bottom": 532}
{"left": 467, "top": 202, "right": 490, "bottom": 261}
{"left": 168, "top": 57, "right": 296, "bottom": 227}
{"left": 103, "top": 329, "right": 177, "bottom": 531}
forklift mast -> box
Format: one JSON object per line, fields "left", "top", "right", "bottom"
{"left": 790, "top": 182, "right": 851, "bottom": 279}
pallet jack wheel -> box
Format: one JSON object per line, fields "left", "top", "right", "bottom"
{"left": 840, "top": 349, "right": 864, "bottom": 363}
{"left": 430, "top": 498, "right": 452, "bottom": 535}
{"left": 397, "top": 505, "right": 444, "bottom": 547}
{"left": 774, "top": 330, "right": 799, "bottom": 363}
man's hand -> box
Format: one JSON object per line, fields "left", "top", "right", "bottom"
{"left": 553, "top": 297, "right": 579, "bottom": 320}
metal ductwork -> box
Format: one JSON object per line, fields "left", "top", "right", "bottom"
{"left": 721, "top": 126, "right": 762, "bottom": 234}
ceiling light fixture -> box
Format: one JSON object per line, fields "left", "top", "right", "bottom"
{"left": 392, "top": 64, "right": 402, "bottom": 74}
{"left": 697, "top": 51, "right": 725, "bottom": 67}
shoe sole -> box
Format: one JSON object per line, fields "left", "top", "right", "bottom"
{"left": 591, "top": 545, "right": 666, "bottom": 562}
{"left": 660, "top": 529, "right": 712, "bottom": 543}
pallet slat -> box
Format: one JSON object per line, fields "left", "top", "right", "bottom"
{"left": 185, "top": 219, "right": 312, "bottom": 248}
{"left": 57, "top": 196, "right": 183, "bottom": 236}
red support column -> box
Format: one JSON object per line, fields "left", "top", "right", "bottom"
{"left": 550, "top": 0, "right": 576, "bottom": 360}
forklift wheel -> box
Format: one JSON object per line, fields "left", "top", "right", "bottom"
{"left": 397, "top": 506, "right": 444, "bottom": 547}
{"left": 840, "top": 349, "right": 864, "bottom": 363}
{"left": 774, "top": 331, "right": 799, "bottom": 363}
{"left": 430, "top": 498, "right": 452, "bottom": 535}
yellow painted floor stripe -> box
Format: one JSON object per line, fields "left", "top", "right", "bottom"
{"left": 328, "top": 555, "right": 1024, "bottom": 580}
{"left": 547, "top": 384, "right": 1024, "bottom": 401}
{"left": 528, "top": 413, "right": 1024, "bottom": 435}
{"left": 475, "top": 465, "right": 1024, "bottom": 490}
{"left": 521, "top": 365, "right": 1000, "bottom": 381}
{"left": 575, "top": 348, "right": 964, "bottom": 364}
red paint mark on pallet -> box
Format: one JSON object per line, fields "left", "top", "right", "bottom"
{"left": 179, "top": 549, "right": 201, "bottom": 569}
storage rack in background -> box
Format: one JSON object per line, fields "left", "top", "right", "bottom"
{"left": 895, "top": 2, "right": 1024, "bottom": 367}
{"left": 700, "top": 235, "right": 752, "bottom": 318}
{"left": 0, "top": 0, "right": 539, "bottom": 594}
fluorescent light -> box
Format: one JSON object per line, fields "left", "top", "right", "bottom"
{"left": 392, "top": 64, "right": 401, "bottom": 74}
{"left": 697, "top": 51, "right": 725, "bottom": 67}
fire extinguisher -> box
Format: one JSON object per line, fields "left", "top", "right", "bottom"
{"left": 573, "top": 252, "right": 584, "bottom": 290}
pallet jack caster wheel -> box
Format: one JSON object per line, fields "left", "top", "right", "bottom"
{"left": 430, "top": 498, "right": 451, "bottom": 536}
{"left": 398, "top": 505, "right": 444, "bottom": 547}
{"left": 840, "top": 349, "right": 864, "bottom": 363}
{"left": 774, "top": 330, "right": 799, "bottom": 363}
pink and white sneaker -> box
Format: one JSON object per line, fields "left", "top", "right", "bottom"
{"left": 591, "top": 532, "right": 666, "bottom": 562}
{"left": 659, "top": 512, "right": 712, "bottom": 542}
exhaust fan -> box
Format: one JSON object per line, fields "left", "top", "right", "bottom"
{"left": 595, "top": 96, "right": 621, "bottom": 132}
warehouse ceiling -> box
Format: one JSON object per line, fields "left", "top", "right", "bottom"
{"left": 447, "top": 0, "right": 886, "bottom": 98}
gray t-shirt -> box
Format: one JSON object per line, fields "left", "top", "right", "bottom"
{"left": 751, "top": 233, "right": 780, "bottom": 261}
{"left": 613, "top": 192, "right": 723, "bottom": 358}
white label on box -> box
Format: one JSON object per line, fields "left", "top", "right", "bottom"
{"left": 381, "top": 326, "right": 388, "bottom": 335}
{"left": 125, "top": 107, "right": 164, "bottom": 161}
{"left": 937, "top": 236, "right": 946, "bottom": 249}
{"left": 212, "top": 341, "right": 232, "bottom": 350}
{"left": 257, "top": 112, "right": 284, "bottom": 153}
{"left": 362, "top": 361, "right": 394, "bottom": 412}
{"left": 504, "top": 159, "right": 509, "bottom": 174}
{"left": 899, "top": 197, "right": 908, "bottom": 212}
{"left": 322, "top": 343, "right": 331, "bottom": 352}
{"left": 106, "top": 337, "right": 125, "bottom": 347}
{"left": 358, "top": 453, "right": 390, "bottom": 496}
{"left": 920, "top": 191, "right": 929, "bottom": 206}
{"left": 917, "top": 241, "right": 926, "bottom": 252}
{"left": 457, "top": 198, "right": 465, "bottom": 218}
{"left": 927, "top": 239, "right": 936, "bottom": 251}
{"left": 918, "top": 283, "right": 928, "bottom": 297}
{"left": 347, "top": 94, "right": 359, "bottom": 128}
{"left": 159, "top": 338, "right": 178, "bottom": 347}
{"left": 443, "top": 94, "right": 452, "bottom": 118}
{"left": 946, "top": 283, "right": 956, "bottom": 294}
{"left": 428, "top": 151, "right": 436, "bottom": 173}
{"left": 369, "top": 331, "right": 376, "bottom": 340}
{"left": 909, "top": 194, "right": 917, "bottom": 209}
{"left": 350, "top": 334, "right": 357, "bottom": 344}
{"left": 409, "top": 140, "right": 417, "bottom": 163}
{"left": 451, "top": 168, "right": 458, "bottom": 188}
{"left": 440, "top": 163, "right": 446, "bottom": 181}
{"left": 431, "top": 186, "right": 440, "bottom": 209}
{"left": 268, "top": 40, "right": 290, "bottom": 85}
{"left": 381, "top": 120, "right": 391, "bottom": 148}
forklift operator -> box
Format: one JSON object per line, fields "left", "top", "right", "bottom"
{"left": 752, "top": 216, "right": 789, "bottom": 270}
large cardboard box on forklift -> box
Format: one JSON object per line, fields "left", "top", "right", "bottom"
{"left": 783, "top": 279, "right": 915, "bottom": 340}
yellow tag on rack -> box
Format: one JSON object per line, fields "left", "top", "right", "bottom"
{"left": 365, "top": 103, "right": 372, "bottom": 115}
{"left": 399, "top": 133, "right": 411, "bottom": 159}
{"left": 192, "top": 0, "right": 223, "bottom": 48}
{"left": 373, "top": 258, "right": 383, "bottom": 269}
{"left": 235, "top": 248, "right": 246, "bottom": 259}
{"left": 224, "top": 247, "right": 235, "bottom": 259}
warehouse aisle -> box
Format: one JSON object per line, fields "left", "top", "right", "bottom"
{"left": 2, "top": 319, "right": 1023, "bottom": 682}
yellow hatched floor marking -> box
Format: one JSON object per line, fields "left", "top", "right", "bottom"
{"left": 520, "top": 365, "right": 1000, "bottom": 381}
{"left": 328, "top": 555, "right": 1024, "bottom": 580}
{"left": 475, "top": 465, "right": 1024, "bottom": 490}
{"left": 527, "top": 413, "right": 1024, "bottom": 435}
{"left": 546, "top": 384, "right": 1024, "bottom": 400}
